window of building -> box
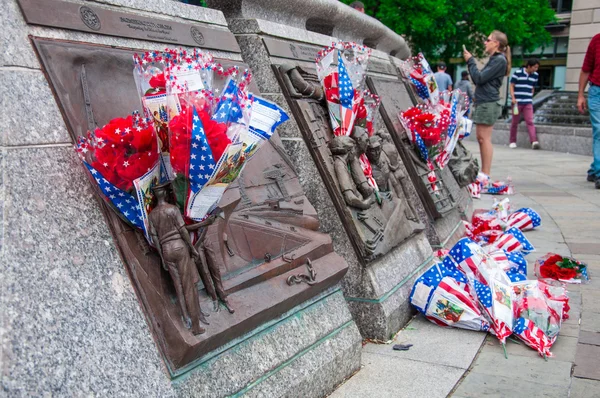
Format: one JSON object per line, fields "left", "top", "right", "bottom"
{"left": 550, "top": 0, "right": 573, "bottom": 13}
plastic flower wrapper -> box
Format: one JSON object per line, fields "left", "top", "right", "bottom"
{"left": 316, "top": 41, "right": 370, "bottom": 137}
{"left": 397, "top": 53, "right": 439, "bottom": 105}
{"left": 507, "top": 207, "right": 542, "bottom": 231}
{"left": 165, "top": 57, "right": 290, "bottom": 221}
{"left": 75, "top": 112, "right": 161, "bottom": 239}
{"left": 491, "top": 197, "right": 511, "bottom": 222}
{"left": 435, "top": 90, "right": 468, "bottom": 169}
{"left": 538, "top": 279, "right": 571, "bottom": 320}
{"left": 399, "top": 105, "right": 444, "bottom": 191}
{"left": 535, "top": 253, "right": 589, "bottom": 284}
{"left": 448, "top": 238, "right": 514, "bottom": 346}
{"left": 410, "top": 259, "right": 491, "bottom": 332}
{"left": 511, "top": 280, "right": 566, "bottom": 358}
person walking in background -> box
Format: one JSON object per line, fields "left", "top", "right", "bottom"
{"left": 349, "top": 1, "right": 365, "bottom": 13}
{"left": 434, "top": 62, "right": 453, "bottom": 92}
{"left": 463, "top": 30, "right": 511, "bottom": 178}
{"left": 455, "top": 71, "right": 474, "bottom": 116}
{"left": 577, "top": 33, "right": 600, "bottom": 189}
{"left": 509, "top": 58, "right": 540, "bottom": 150}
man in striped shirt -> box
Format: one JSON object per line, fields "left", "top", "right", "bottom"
{"left": 509, "top": 59, "right": 540, "bottom": 149}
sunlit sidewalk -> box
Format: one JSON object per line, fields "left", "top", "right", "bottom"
{"left": 331, "top": 142, "right": 600, "bottom": 398}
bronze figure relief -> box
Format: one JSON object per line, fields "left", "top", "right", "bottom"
{"left": 276, "top": 64, "right": 424, "bottom": 264}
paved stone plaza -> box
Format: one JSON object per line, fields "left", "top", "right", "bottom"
{"left": 331, "top": 141, "right": 600, "bottom": 398}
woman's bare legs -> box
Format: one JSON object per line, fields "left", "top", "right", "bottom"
{"left": 476, "top": 123, "right": 494, "bottom": 176}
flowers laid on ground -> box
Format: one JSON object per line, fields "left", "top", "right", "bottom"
{"left": 412, "top": 199, "right": 590, "bottom": 359}
{"left": 536, "top": 253, "right": 589, "bottom": 283}
{"left": 76, "top": 47, "right": 290, "bottom": 242}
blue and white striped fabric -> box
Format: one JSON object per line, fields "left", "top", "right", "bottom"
{"left": 510, "top": 68, "right": 538, "bottom": 104}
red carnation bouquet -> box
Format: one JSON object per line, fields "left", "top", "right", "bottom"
{"left": 76, "top": 47, "right": 290, "bottom": 243}
{"left": 76, "top": 112, "right": 161, "bottom": 237}
{"left": 535, "top": 253, "right": 589, "bottom": 284}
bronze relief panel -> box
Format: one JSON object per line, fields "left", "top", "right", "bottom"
{"left": 32, "top": 37, "right": 348, "bottom": 376}
{"left": 366, "top": 75, "right": 457, "bottom": 218}
{"left": 274, "top": 64, "right": 424, "bottom": 265}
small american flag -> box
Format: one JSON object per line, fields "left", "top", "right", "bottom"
{"left": 491, "top": 227, "right": 535, "bottom": 254}
{"left": 337, "top": 51, "right": 356, "bottom": 134}
{"left": 188, "top": 107, "right": 218, "bottom": 194}
{"left": 84, "top": 162, "right": 143, "bottom": 230}
{"left": 507, "top": 207, "right": 541, "bottom": 231}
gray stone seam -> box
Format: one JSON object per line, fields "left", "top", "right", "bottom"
{"left": 170, "top": 287, "right": 348, "bottom": 379}
{"left": 0, "top": 143, "right": 74, "bottom": 150}
{"left": 365, "top": 348, "right": 476, "bottom": 371}
{"left": 0, "top": 65, "right": 40, "bottom": 72}
{"left": 228, "top": 319, "right": 355, "bottom": 398}
{"left": 345, "top": 253, "right": 435, "bottom": 304}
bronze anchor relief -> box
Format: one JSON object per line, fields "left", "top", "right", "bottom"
{"left": 32, "top": 37, "right": 349, "bottom": 376}
{"left": 275, "top": 64, "right": 424, "bottom": 264}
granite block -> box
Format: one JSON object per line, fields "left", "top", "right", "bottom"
{"left": 1, "top": 146, "right": 172, "bottom": 396}
{"left": 347, "top": 257, "right": 436, "bottom": 341}
{"left": 235, "top": 34, "right": 282, "bottom": 94}
{"left": 2, "top": 69, "right": 71, "bottom": 146}
{"left": 433, "top": 209, "right": 463, "bottom": 248}
{"left": 87, "top": 0, "right": 228, "bottom": 25}
{"left": 3, "top": 0, "right": 241, "bottom": 69}
{"left": 0, "top": 146, "right": 362, "bottom": 396}
{"left": 364, "top": 231, "right": 433, "bottom": 299}
{"left": 228, "top": 18, "right": 334, "bottom": 47}
{"left": 245, "top": 323, "right": 362, "bottom": 398}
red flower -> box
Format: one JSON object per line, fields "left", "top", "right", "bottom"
{"left": 544, "top": 254, "right": 563, "bottom": 267}
{"left": 149, "top": 74, "right": 166, "bottom": 92}
{"left": 540, "top": 264, "right": 561, "bottom": 279}
{"left": 168, "top": 107, "right": 231, "bottom": 175}
{"left": 557, "top": 267, "right": 577, "bottom": 280}
{"left": 402, "top": 107, "right": 422, "bottom": 119}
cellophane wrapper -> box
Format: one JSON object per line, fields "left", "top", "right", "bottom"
{"left": 75, "top": 113, "right": 160, "bottom": 239}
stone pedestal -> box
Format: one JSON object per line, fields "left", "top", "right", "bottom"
{"left": 1, "top": 0, "right": 362, "bottom": 395}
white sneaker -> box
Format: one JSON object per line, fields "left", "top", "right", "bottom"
{"left": 532, "top": 141, "right": 540, "bottom": 150}
{"left": 509, "top": 143, "right": 517, "bottom": 149}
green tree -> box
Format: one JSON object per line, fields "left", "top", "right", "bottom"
{"left": 341, "top": 0, "right": 556, "bottom": 61}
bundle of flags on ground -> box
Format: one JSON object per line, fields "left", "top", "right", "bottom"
{"left": 410, "top": 199, "right": 585, "bottom": 359}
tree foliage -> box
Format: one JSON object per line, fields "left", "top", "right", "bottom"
{"left": 340, "top": 0, "right": 556, "bottom": 61}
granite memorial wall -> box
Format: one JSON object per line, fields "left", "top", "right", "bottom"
{"left": 2, "top": 0, "right": 363, "bottom": 396}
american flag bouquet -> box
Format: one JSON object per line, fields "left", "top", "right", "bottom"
{"left": 535, "top": 253, "right": 589, "bottom": 284}
{"left": 410, "top": 257, "right": 491, "bottom": 332}
{"left": 75, "top": 112, "right": 161, "bottom": 238}
{"left": 316, "top": 42, "right": 382, "bottom": 198}
{"left": 152, "top": 48, "right": 289, "bottom": 222}
{"left": 315, "top": 41, "right": 370, "bottom": 137}
{"left": 435, "top": 90, "right": 470, "bottom": 169}
{"left": 398, "top": 104, "right": 448, "bottom": 191}
{"left": 76, "top": 47, "right": 290, "bottom": 242}
{"left": 511, "top": 279, "right": 568, "bottom": 358}
{"left": 397, "top": 53, "right": 439, "bottom": 105}
{"left": 448, "top": 238, "right": 515, "bottom": 348}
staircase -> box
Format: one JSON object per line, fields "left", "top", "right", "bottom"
{"left": 533, "top": 91, "right": 591, "bottom": 127}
